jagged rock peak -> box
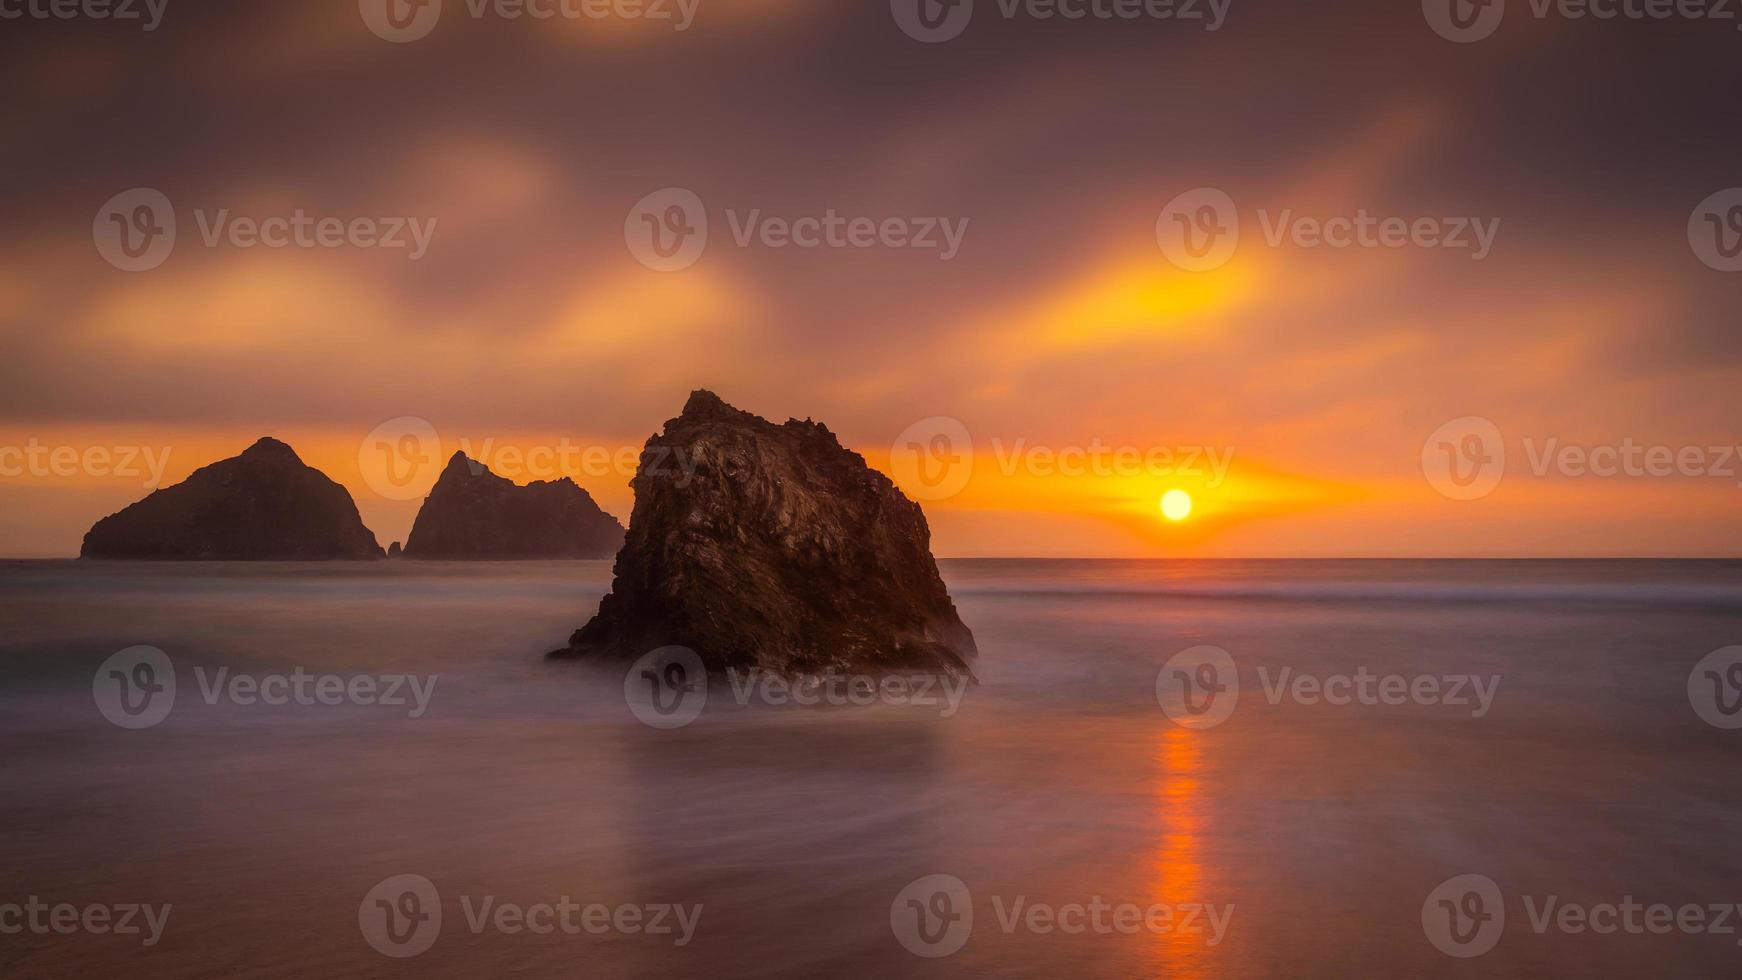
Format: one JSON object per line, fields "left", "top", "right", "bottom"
{"left": 680, "top": 388, "right": 754, "bottom": 422}
{"left": 550, "top": 390, "right": 977, "bottom": 678}
{"left": 80, "top": 438, "right": 382, "bottom": 561}
{"left": 402, "top": 451, "right": 624, "bottom": 560}
{"left": 240, "top": 436, "right": 302, "bottom": 462}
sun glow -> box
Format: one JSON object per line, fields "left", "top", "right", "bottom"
{"left": 1160, "top": 489, "right": 1193, "bottom": 522}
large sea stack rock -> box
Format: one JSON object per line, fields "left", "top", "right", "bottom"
{"left": 550, "top": 390, "right": 977, "bottom": 677}
{"left": 402, "top": 452, "right": 625, "bottom": 559}
{"left": 81, "top": 438, "right": 383, "bottom": 560}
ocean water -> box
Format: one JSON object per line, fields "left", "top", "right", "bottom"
{"left": 1, "top": 559, "right": 1740, "bottom": 978}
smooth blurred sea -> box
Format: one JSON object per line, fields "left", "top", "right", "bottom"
{"left": 2, "top": 559, "right": 1739, "bottom": 978}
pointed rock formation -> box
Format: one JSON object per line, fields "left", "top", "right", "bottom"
{"left": 81, "top": 438, "right": 383, "bottom": 560}
{"left": 387, "top": 541, "right": 403, "bottom": 558}
{"left": 550, "top": 390, "right": 977, "bottom": 677}
{"left": 402, "top": 452, "right": 625, "bottom": 559}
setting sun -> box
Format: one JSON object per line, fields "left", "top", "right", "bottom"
{"left": 1160, "top": 489, "right": 1193, "bottom": 522}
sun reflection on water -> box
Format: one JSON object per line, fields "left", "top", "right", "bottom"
{"left": 1147, "top": 725, "right": 1216, "bottom": 979}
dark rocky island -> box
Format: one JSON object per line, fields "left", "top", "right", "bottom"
{"left": 387, "top": 541, "right": 403, "bottom": 558}
{"left": 550, "top": 390, "right": 976, "bottom": 677}
{"left": 402, "top": 452, "right": 625, "bottom": 560}
{"left": 81, "top": 438, "right": 384, "bottom": 560}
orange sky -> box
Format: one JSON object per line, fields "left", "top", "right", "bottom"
{"left": 3, "top": 1, "right": 1739, "bottom": 557}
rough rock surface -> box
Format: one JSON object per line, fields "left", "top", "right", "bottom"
{"left": 81, "top": 438, "right": 383, "bottom": 560}
{"left": 402, "top": 452, "right": 625, "bottom": 559}
{"left": 550, "top": 390, "right": 977, "bottom": 677}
